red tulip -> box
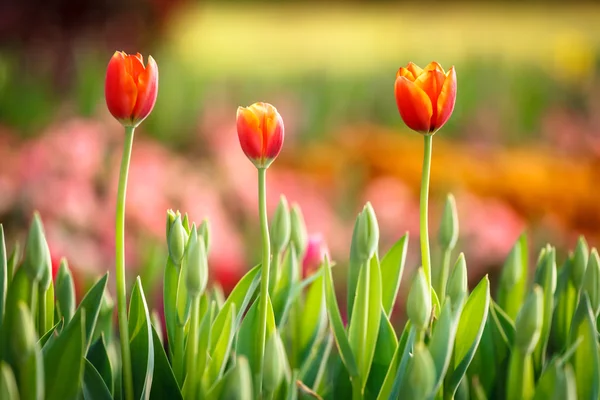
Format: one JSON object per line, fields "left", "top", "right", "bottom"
{"left": 302, "top": 234, "right": 329, "bottom": 277}
{"left": 236, "top": 102, "right": 284, "bottom": 169}
{"left": 105, "top": 51, "right": 159, "bottom": 127}
{"left": 394, "top": 62, "right": 456, "bottom": 134}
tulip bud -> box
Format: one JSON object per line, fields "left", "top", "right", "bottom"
{"left": 11, "top": 302, "right": 37, "bottom": 363}
{"left": 583, "top": 248, "right": 600, "bottom": 316}
{"left": 22, "top": 212, "right": 51, "bottom": 283}
{"left": 105, "top": 51, "right": 158, "bottom": 128}
{"left": 198, "top": 219, "right": 211, "bottom": 257}
{"left": 571, "top": 236, "right": 588, "bottom": 289}
{"left": 534, "top": 247, "right": 557, "bottom": 297}
{"left": 395, "top": 61, "right": 457, "bottom": 135}
{"left": 407, "top": 267, "right": 432, "bottom": 331}
{"left": 514, "top": 286, "right": 543, "bottom": 354}
{"left": 302, "top": 234, "right": 329, "bottom": 277}
{"left": 0, "top": 361, "right": 19, "bottom": 400}
{"left": 270, "top": 196, "right": 291, "bottom": 255}
{"left": 168, "top": 215, "right": 188, "bottom": 266}
{"left": 166, "top": 209, "right": 178, "bottom": 239}
{"left": 182, "top": 213, "right": 191, "bottom": 235}
{"left": 184, "top": 225, "right": 208, "bottom": 298}
{"left": 438, "top": 193, "right": 459, "bottom": 250}
{"left": 221, "top": 356, "right": 253, "bottom": 400}
{"left": 38, "top": 244, "right": 52, "bottom": 291}
{"left": 262, "top": 334, "right": 284, "bottom": 393}
{"left": 290, "top": 204, "right": 308, "bottom": 257}
{"left": 355, "top": 202, "right": 379, "bottom": 262}
{"left": 446, "top": 253, "right": 468, "bottom": 308}
{"left": 55, "top": 258, "right": 76, "bottom": 324}
{"left": 236, "top": 102, "right": 284, "bottom": 169}
{"left": 400, "top": 343, "right": 436, "bottom": 399}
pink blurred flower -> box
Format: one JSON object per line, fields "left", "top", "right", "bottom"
{"left": 302, "top": 233, "right": 329, "bottom": 277}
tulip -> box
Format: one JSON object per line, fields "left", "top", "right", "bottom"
{"left": 394, "top": 61, "right": 456, "bottom": 135}
{"left": 236, "top": 102, "right": 284, "bottom": 169}
{"left": 302, "top": 234, "right": 330, "bottom": 277}
{"left": 105, "top": 51, "right": 158, "bottom": 127}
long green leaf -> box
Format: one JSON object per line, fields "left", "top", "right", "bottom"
{"left": 0, "top": 361, "right": 19, "bottom": 400}
{"left": 204, "top": 305, "right": 236, "bottom": 389}
{"left": 365, "top": 308, "right": 397, "bottom": 398}
{"left": 163, "top": 258, "right": 179, "bottom": 357}
{"left": 299, "top": 274, "right": 327, "bottom": 364}
{"left": 129, "top": 277, "right": 155, "bottom": 400}
{"left": 428, "top": 299, "right": 458, "bottom": 397}
{"left": 0, "top": 226, "right": 6, "bottom": 331}
{"left": 82, "top": 359, "right": 112, "bottom": 400}
{"left": 380, "top": 234, "right": 408, "bottom": 316}
{"left": 149, "top": 326, "right": 181, "bottom": 400}
{"left": 497, "top": 234, "right": 528, "bottom": 320}
{"left": 87, "top": 336, "right": 113, "bottom": 394}
{"left": 72, "top": 273, "right": 109, "bottom": 352}
{"left": 569, "top": 294, "right": 599, "bottom": 400}
{"left": 237, "top": 295, "right": 276, "bottom": 377}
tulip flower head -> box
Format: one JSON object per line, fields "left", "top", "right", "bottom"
{"left": 236, "top": 102, "right": 284, "bottom": 169}
{"left": 395, "top": 62, "right": 456, "bottom": 135}
{"left": 105, "top": 51, "right": 159, "bottom": 127}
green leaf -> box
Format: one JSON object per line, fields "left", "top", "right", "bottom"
{"left": 149, "top": 326, "right": 182, "bottom": 400}
{"left": 299, "top": 274, "right": 327, "bottom": 363}
{"left": 0, "top": 361, "right": 19, "bottom": 400}
{"left": 38, "top": 319, "right": 63, "bottom": 349}
{"left": 204, "top": 304, "right": 236, "bottom": 388}
{"left": 569, "top": 294, "right": 600, "bottom": 400}
{"left": 365, "top": 308, "right": 397, "bottom": 398}
{"left": 348, "top": 256, "right": 382, "bottom": 391}
{"left": 2, "top": 267, "right": 33, "bottom": 358}
{"left": 163, "top": 258, "right": 179, "bottom": 357}
{"left": 175, "top": 259, "right": 191, "bottom": 326}
{"left": 490, "top": 300, "right": 515, "bottom": 347}
{"left": 82, "top": 359, "right": 112, "bottom": 400}
{"left": 210, "top": 264, "right": 260, "bottom": 350}
{"left": 0, "top": 226, "right": 7, "bottom": 332}
{"left": 446, "top": 276, "right": 490, "bottom": 398}
{"left": 533, "top": 359, "right": 577, "bottom": 400}
{"left": 497, "top": 234, "right": 528, "bottom": 320}
{"left": 551, "top": 258, "right": 576, "bottom": 352}
{"left": 506, "top": 349, "right": 535, "bottom": 400}
{"left": 273, "top": 247, "right": 299, "bottom": 327}
{"left": 380, "top": 234, "right": 408, "bottom": 316}
{"left": 19, "top": 343, "right": 44, "bottom": 400}
{"left": 237, "top": 295, "right": 276, "bottom": 377}
{"left": 129, "top": 277, "right": 155, "bottom": 400}
{"left": 429, "top": 299, "right": 459, "bottom": 396}
{"left": 72, "top": 273, "right": 109, "bottom": 353}
{"left": 87, "top": 336, "right": 113, "bottom": 394}
{"left": 533, "top": 248, "right": 556, "bottom": 375}
{"left": 219, "top": 356, "right": 253, "bottom": 400}
{"left": 6, "top": 242, "right": 20, "bottom": 286}
{"left": 43, "top": 309, "right": 85, "bottom": 400}
{"left": 322, "top": 258, "right": 358, "bottom": 378}
{"left": 194, "top": 301, "right": 215, "bottom": 396}
{"left": 388, "top": 326, "right": 418, "bottom": 399}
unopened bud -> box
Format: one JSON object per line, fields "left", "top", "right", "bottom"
{"left": 571, "top": 236, "right": 588, "bottom": 289}
{"left": 271, "top": 196, "right": 291, "bottom": 255}
{"left": 222, "top": 357, "right": 253, "bottom": 400}
{"left": 168, "top": 215, "right": 188, "bottom": 266}
{"left": 534, "top": 247, "right": 557, "bottom": 297}
{"left": 583, "top": 248, "right": 600, "bottom": 316}
{"left": 198, "top": 219, "right": 211, "bottom": 257}
{"left": 438, "top": 193, "right": 459, "bottom": 250}
{"left": 446, "top": 253, "right": 468, "bottom": 308}
{"left": 166, "top": 209, "right": 178, "bottom": 239}
{"left": 355, "top": 202, "right": 379, "bottom": 262}
{"left": 184, "top": 225, "right": 208, "bottom": 298}
{"left": 514, "top": 286, "right": 543, "bottom": 354}
{"left": 407, "top": 267, "right": 432, "bottom": 331}
{"left": 290, "top": 204, "right": 308, "bottom": 257}
{"left": 22, "top": 212, "right": 51, "bottom": 283}
{"left": 55, "top": 258, "right": 76, "bottom": 323}
{"left": 263, "top": 334, "right": 284, "bottom": 393}
{"left": 401, "top": 343, "right": 436, "bottom": 399}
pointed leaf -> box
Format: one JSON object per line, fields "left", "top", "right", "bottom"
{"left": 237, "top": 295, "right": 276, "bottom": 377}
{"left": 82, "top": 359, "right": 112, "bottom": 400}
{"left": 365, "top": 308, "right": 397, "bottom": 398}
{"left": 87, "top": 336, "right": 113, "bottom": 394}
{"left": 149, "top": 326, "right": 182, "bottom": 400}
{"left": 380, "top": 234, "right": 408, "bottom": 316}
{"left": 299, "top": 274, "right": 327, "bottom": 363}
{"left": 129, "top": 277, "right": 155, "bottom": 400}
{"left": 72, "top": 273, "right": 109, "bottom": 352}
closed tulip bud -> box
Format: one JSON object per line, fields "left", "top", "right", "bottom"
{"left": 446, "top": 253, "right": 468, "bottom": 308}
{"left": 11, "top": 302, "right": 37, "bottom": 362}
{"left": 534, "top": 247, "right": 557, "bottom": 296}
{"left": 0, "top": 362, "right": 19, "bottom": 400}
{"left": 184, "top": 226, "right": 208, "bottom": 298}
{"left": 198, "top": 219, "right": 211, "bottom": 257}
{"left": 38, "top": 244, "right": 52, "bottom": 291}
{"left": 271, "top": 196, "right": 291, "bottom": 255}
{"left": 583, "top": 248, "right": 600, "bottom": 316}
{"left": 55, "top": 258, "right": 76, "bottom": 323}
{"left": 355, "top": 202, "right": 380, "bottom": 262}
{"left": 438, "top": 193, "right": 459, "bottom": 250}
{"left": 400, "top": 343, "right": 436, "bottom": 399}
{"left": 182, "top": 213, "right": 191, "bottom": 234}
{"left": 290, "top": 204, "right": 308, "bottom": 257}
{"left": 236, "top": 102, "right": 284, "bottom": 169}
{"left": 407, "top": 267, "right": 432, "bottom": 331}
{"left": 222, "top": 357, "right": 253, "bottom": 400}
{"left": 263, "top": 334, "right": 284, "bottom": 393}
{"left": 571, "top": 236, "right": 588, "bottom": 289}
{"left": 105, "top": 51, "right": 158, "bottom": 127}
{"left": 22, "top": 212, "right": 51, "bottom": 282}
{"left": 514, "top": 286, "right": 543, "bottom": 354}
{"left": 395, "top": 62, "right": 457, "bottom": 135}
{"left": 168, "top": 215, "right": 188, "bottom": 266}
{"left": 166, "top": 209, "right": 178, "bottom": 239}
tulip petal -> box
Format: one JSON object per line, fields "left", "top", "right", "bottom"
{"left": 126, "top": 54, "right": 146, "bottom": 84}
{"left": 395, "top": 76, "right": 433, "bottom": 133}
{"left": 236, "top": 107, "right": 263, "bottom": 162}
{"left": 105, "top": 52, "right": 138, "bottom": 122}
{"left": 414, "top": 70, "right": 446, "bottom": 130}
{"left": 397, "top": 67, "right": 416, "bottom": 81}
{"left": 131, "top": 55, "right": 159, "bottom": 125}
{"left": 424, "top": 61, "right": 445, "bottom": 74}
{"left": 407, "top": 62, "right": 424, "bottom": 78}
{"left": 435, "top": 67, "right": 457, "bottom": 131}
{"left": 264, "top": 110, "right": 284, "bottom": 161}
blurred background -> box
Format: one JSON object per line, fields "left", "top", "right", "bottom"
{"left": 1, "top": 0, "right": 600, "bottom": 315}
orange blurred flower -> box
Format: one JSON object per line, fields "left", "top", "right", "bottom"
{"left": 105, "top": 51, "right": 159, "bottom": 127}
{"left": 394, "top": 62, "right": 456, "bottom": 134}
{"left": 236, "top": 102, "right": 284, "bottom": 169}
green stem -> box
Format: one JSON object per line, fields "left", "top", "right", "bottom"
{"left": 257, "top": 167, "right": 272, "bottom": 397}
{"left": 184, "top": 296, "right": 200, "bottom": 400}
{"left": 351, "top": 377, "right": 362, "bottom": 400}
{"left": 38, "top": 288, "right": 46, "bottom": 337}
{"left": 437, "top": 248, "right": 451, "bottom": 303}
{"left": 268, "top": 250, "right": 281, "bottom": 295}
{"left": 420, "top": 135, "right": 433, "bottom": 289}
{"left": 116, "top": 126, "right": 135, "bottom": 400}
{"left": 173, "top": 325, "right": 185, "bottom": 386}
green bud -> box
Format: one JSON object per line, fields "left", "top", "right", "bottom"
{"left": 571, "top": 236, "right": 588, "bottom": 289}
{"left": 270, "top": 195, "right": 291, "bottom": 255}
{"left": 500, "top": 240, "right": 524, "bottom": 289}
{"left": 198, "top": 219, "right": 211, "bottom": 256}
{"left": 184, "top": 225, "right": 208, "bottom": 298}
{"left": 182, "top": 213, "right": 191, "bottom": 234}
{"left": 165, "top": 209, "right": 178, "bottom": 239}
{"left": 222, "top": 356, "right": 253, "bottom": 400}
{"left": 290, "top": 204, "right": 308, "bottom": 257}
{"left": 0, "top": 361, "right": 19, "bottom": 400}
{"left": 583, "top": 248, "right": 600, "bottom": 316}
{"left": 407, "top": 267, "right": 432, "bottom": 331}
{"left": 355, "top": 202, "right": 379, "bottom": 262}
{"left": 263, "top": 334, "right": 284, "bottom": 393}
{"left": 22, "top": 212, "right": 51, "bottom": 282}
{"left": 11, "top": 302, "right": 37, "bottom": 363}
{"left": 55, "top": 258, "right": 76, "bottom": 324}
{"left": 168, "top": 215, "right": 188, "bottom": 266}
{"left": 400, "top": 342, "right": 436, "bottom": 399}
{"left": 514, "top": 286, "right": 543, "bottom": 354}
{"left": 534, "top": 247, "right": 557, "bottom": 296}
{"left": 438, "top": 193, "right": 459, "bottom": 250}
{"left": 38, "top": 245, "right": 52, "bottom": 291}
{"left": 446, "top": 253, "right": 468, "bottom": 308}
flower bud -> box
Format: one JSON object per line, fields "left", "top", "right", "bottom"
{"left": 400, "top": 343, "right": 436, "bottom": 398}
{"left": 222, "top": 356, "right": 253, "bottom": 400}
{"left": 184, "top": 225, "right": 208, "bottom": 298}
{"left": 0, "top": 361, "right": 19, "bottom": 400}
{"left": 262, "top": 334, "right": 284, "bottom": 393}
{"left": 290, "top": 204, "right": 308, "bottom": 257}
{"left": 270, "top": 196, "right": 291, "bottom": 255}
{"left": 583, "top": 248, "right": 600, "bottom": 316}
{"left": 407, "top": 267, "right": 432, "bottom": 331}
{"left": 168, "top": 215, "right": 188, "bottom": 266}
{"left": 302, "top": 234, "right": 329, "bottom": 277}
{"left": 182, "top": 213, "right": 191, "bottom": 234}
{"left": 514, "top": 286, "right": 543, "bottom": 354}
{"left": 355, "top": 202, "right": 379, "bottom": 262}
{"left": 571, "top": 236, "right": 588, "bottom": 289}
{"left": 236, "top": 102, "right": 284, "bottom": 169}
{"left": 22, "top": 212, "right": 51, "bottom": 283}
{"left": 198, "top": 218, "right": 211, "bottom": 257}
{"left": 438, "top": 193, "right": 459, "bottom": 250}
{"left": 446, "top": 253, "right": 468, "bottom": 308}
{"left": 55, "top": 258, "right": 76, "bottom": 324}
{"left": 534, "top": 247, "right": 557, "bottom": 297}
{"left": 166, "top": 209, "right": 178, "bottom": 239}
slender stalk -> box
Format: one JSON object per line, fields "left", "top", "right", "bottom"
{"left": 420, "top": 135, "right": 433, "bottom": 288}
{"left": 116, "top": 126, "right": 135, "bottom": 400}
{"left": 38, "top": 288, "right": 46, "bottom": 337}
{"left": 173, "top": 325, "right": 185, "bottom": 386}
{"left": 351, "top": 377, "right": 362, "bottom": 400}
{"left": 437, "top": 248, "right": 452, "bottom": 302}
{"left": 257, "top": 167, "right": 271, "bottom": 396}
{"left": 184, "top": 296, "right": 200, "bottom": 400}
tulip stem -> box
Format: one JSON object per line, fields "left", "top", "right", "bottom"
{"left": 436, "top": 248, "right": 452, "bottom": 303}
{"left": 184, "top": 296, "right": 200, "bottom": 400}
{"left": 257, "top": 167, "right": 271, "bottom": 397}
{"left": 116, "top": 126, "right": 135, "bottom": 400}
{"left": 420, "top": 135, "right": 433, "bottom": 291}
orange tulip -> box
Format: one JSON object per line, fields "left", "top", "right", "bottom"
{"left": 105, "top": 51, "right": 159, "bottom": 127}
{"left": 394, "top": 62, "right": 456, "bottom": 134}
{"left": 236, "top": 102, "right": 284, "bottom": 169}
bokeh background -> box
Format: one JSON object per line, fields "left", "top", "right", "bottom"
{"left": 1, "top": 0, "right": 600, "bottom": 315}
